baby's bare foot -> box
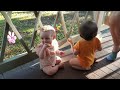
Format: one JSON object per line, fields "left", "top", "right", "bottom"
{"left": 59, "top": 62, "right": 64, "bottom": 69}
{"left": 56, "top": 60, "right": 61, "bottom": 65}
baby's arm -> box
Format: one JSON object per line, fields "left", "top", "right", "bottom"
{"left": 56, "top": 50, "right": 65, "bottom": 56}
{"left": 39, "top": 43, "right": 51, "bottom": 59}
{"left": 35, "top": 43, "right": 43, "bottom": 56}
{"left": 97, "top": 45, "right": 102, "bottom": 51}
{"left": 67, "top": 38, "right": 80, "bottom": 55}
{"left": 46, "top": 48, "right": 56, "bottom": 56}
{"left": 67, "top": 38, "right": 74, "bottom": 53}
{"left": 73, "top": 49, "right": 79, "bottom": 55}
{"left": 96, "top": 38, "right": 102, "bottom": 51}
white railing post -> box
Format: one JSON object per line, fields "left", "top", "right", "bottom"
{"left": 93, "top": 11, "right": 99, "bottom": 23}
{"left": 97, "top": 11, "right": 105, "bottom": 29}
{"left": 94, "top": 11, "right": 105, "bottom": 41}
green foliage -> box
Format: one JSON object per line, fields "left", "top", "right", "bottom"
{"left": 0, "top": 11, "right": 93, "bottom": 60}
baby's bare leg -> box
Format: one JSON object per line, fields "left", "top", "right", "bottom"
{"left": 43, "top": 65, "right": 59, "bottom": 76}
{"left": 56, "top": 56, "right": 62, "bottom": 65}
{"left": 69, "top": 58, "right": 91, "bottom": 70}
{"left": 42, "top": 64, "right": 64, "bottom": 76}
{"left": 56, "top": 60, "right": 61, "bottom": 65}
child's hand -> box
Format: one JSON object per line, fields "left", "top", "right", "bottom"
{"left": 38, "top": 43, "right": 43, "bottom": 47}
{"left": 46, "top": 48, "right": 55, "bottom": 56}
{"left": 46, "top": 48, "right": 50, "bottom": 57}
{"left": 67, "top": 38, "right": 73, "bottom": 46}
{"left": 60, "top": 51, "right": 65, "bottom": 56}
{"left": 35, "top": 43, "right": 43, "bottom": 56}
{"left": 50, "top": 51, "right": 55, "bottom": 55}
{"left": 43, "top": 43, "right": 51, "bottom": 49}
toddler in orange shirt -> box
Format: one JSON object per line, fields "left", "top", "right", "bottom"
{"left": 68, "top": 20, "right": 102, "bottom": 70}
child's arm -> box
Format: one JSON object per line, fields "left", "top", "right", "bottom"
{"left": 35, "top": 43, "right": 43, "bottom": 56}
{"left": 67, "top": 38, "right": 75, "bottom": 54}
{"left": 67, "top": 38, "right": 80, "bottom": 55}
{"left": 97, "top": 45, "right": 102, "bottom": 51}
{"left": 96, "top": 38, "right": 102, "bottom": 51}
{"left": 39, "top": 43, "right": 51, "bottom": 59}
{"left": 73, "top": 49, "right": 79, "bottom": 55}
{"left": 56, "top": 50, "right": 65, "bottom": 56}
{"left": 47, "top": 49, "right": 56, "bottom": 56}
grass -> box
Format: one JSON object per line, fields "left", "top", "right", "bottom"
{"left": 0, "top": 11, "right": 93, "bottom": 60}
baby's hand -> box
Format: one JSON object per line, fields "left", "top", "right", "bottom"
{"left": 50, "top": 51, "right": 55, "bottom": 55}
{"left": 43, "top": 43, "right": 51, "bottom": 49}
{"left": 60, "top": 51, "right": 65, "bottom": 56}
{"left": 67, "top": 38, "right": 73, "bottom": 45}
{"left": 46, "top": 48, "right": 55, "bottom": 56}
{"left": 38, "top": 43, "right": 43, "bottom": 47}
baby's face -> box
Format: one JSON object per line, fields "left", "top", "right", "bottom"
{"left": 40, "top": 31, "right": 53, "bottom": 44}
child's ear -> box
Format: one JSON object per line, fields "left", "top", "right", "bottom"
{"left": 53, "top": 35, "right": 56, "bottom": 39}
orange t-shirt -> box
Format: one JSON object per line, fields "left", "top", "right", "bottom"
{"left": 73, "top": 37, "right": 101, "bottom": 68}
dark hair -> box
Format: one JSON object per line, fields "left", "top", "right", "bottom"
{"left": 79, "top": 20, "right": 98, "bottom": 41}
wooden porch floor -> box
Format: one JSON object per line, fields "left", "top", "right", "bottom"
{"left": 1, "top": 29, "right": 120, "bottom": 79}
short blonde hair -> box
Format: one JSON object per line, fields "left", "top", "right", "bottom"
{"left": 41, "top": 25, "right": 55, "bottom": 32}
{"left": 39, "top": 25, "right": 56, "bottom": 37}
{"left": 37, "top": 25, "right": 56, "bottom": 35}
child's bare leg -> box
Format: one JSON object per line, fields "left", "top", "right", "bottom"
{"left": 69, "top": 58, "right": 91, "bottom": 70}
{"left": 56, "top": 56, "right": 64, "bottom": 68}
{"left": 56, "top": 56, "right": 62, "bottom": 65}
{"left": 43, "top": 65, "right": 59, "bottom": 76}
{"left": 71, "top": 66, "right": 91, "bottom": 70}
{"left": 56, "top": 60, "right": 61, "bottom": 65}
{"left": 42, "top": 63, "right": 64, "bottom": 76}
{"left": 109, "top": 12, "right": 120, "bottom": 52}
{"left": 110, "top": 27, "right": 120, "bottom": 52}
{"left": 93, "top": 58, "right": 97, "bottom": 63}
{"left": 115, "top": 28, "right": 120, "bottom": 50}
{"left": 106, "top": 23, "right": 120, "bottom": 61}
{"left": 58, "top": 62, "right": 64, "bottom": 68}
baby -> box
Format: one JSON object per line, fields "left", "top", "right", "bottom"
{"left": 35, "top": 25, "right": 65, "bottom": 76}
{"left": 67, "top": 20, "right": 102, "bottom": 70}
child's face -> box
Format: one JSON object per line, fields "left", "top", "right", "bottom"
{"left": 40, "top": 31, "right": 54, "bottom": 44}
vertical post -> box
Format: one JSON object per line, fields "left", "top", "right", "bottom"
{"left": 76, "top": 11, "right": 80, "bottom": 27}
{"left": 96, "top": 11, "right": 105, "bottom": 41}
{"left": 1, "top": 11, "right": 31, "bottom": 53}
{"left": 93, "top": 11, "right": 100, "bottom": 23}
{"left": 59, "top": 11, "right": 67, "bottom": 38}
{"left": 0, "top": 11, "right": 12, "bottom": 62}
{"left": 30, "top": 11, "right": 43, "bottom": 48}
{"left": 0, "top": 23, "right": 10, "bottom": 62}
{"left": 53, "top": 11, "right": 60, "bottom": 27}
{"left": 37, "top": 11, "right": 43, "bottom": 29}
{"left": 67, "top": 11, "right": 79, "bottom": 38}
{"left": 84, "top": 11, "right": 89, "bottom": 20}
{"left": 97, "top": 11, "right": 105, "bottom": 28}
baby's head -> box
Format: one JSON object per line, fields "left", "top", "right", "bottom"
{"left": 39, "top": 25, "right": 56, "bottom": 44}
{"left": 79, "top": 20, "right": 98, "bottom": 41}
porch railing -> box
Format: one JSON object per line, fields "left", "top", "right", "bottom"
{"left": 0, "top": 11, "right": 109, "bottom": 73}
